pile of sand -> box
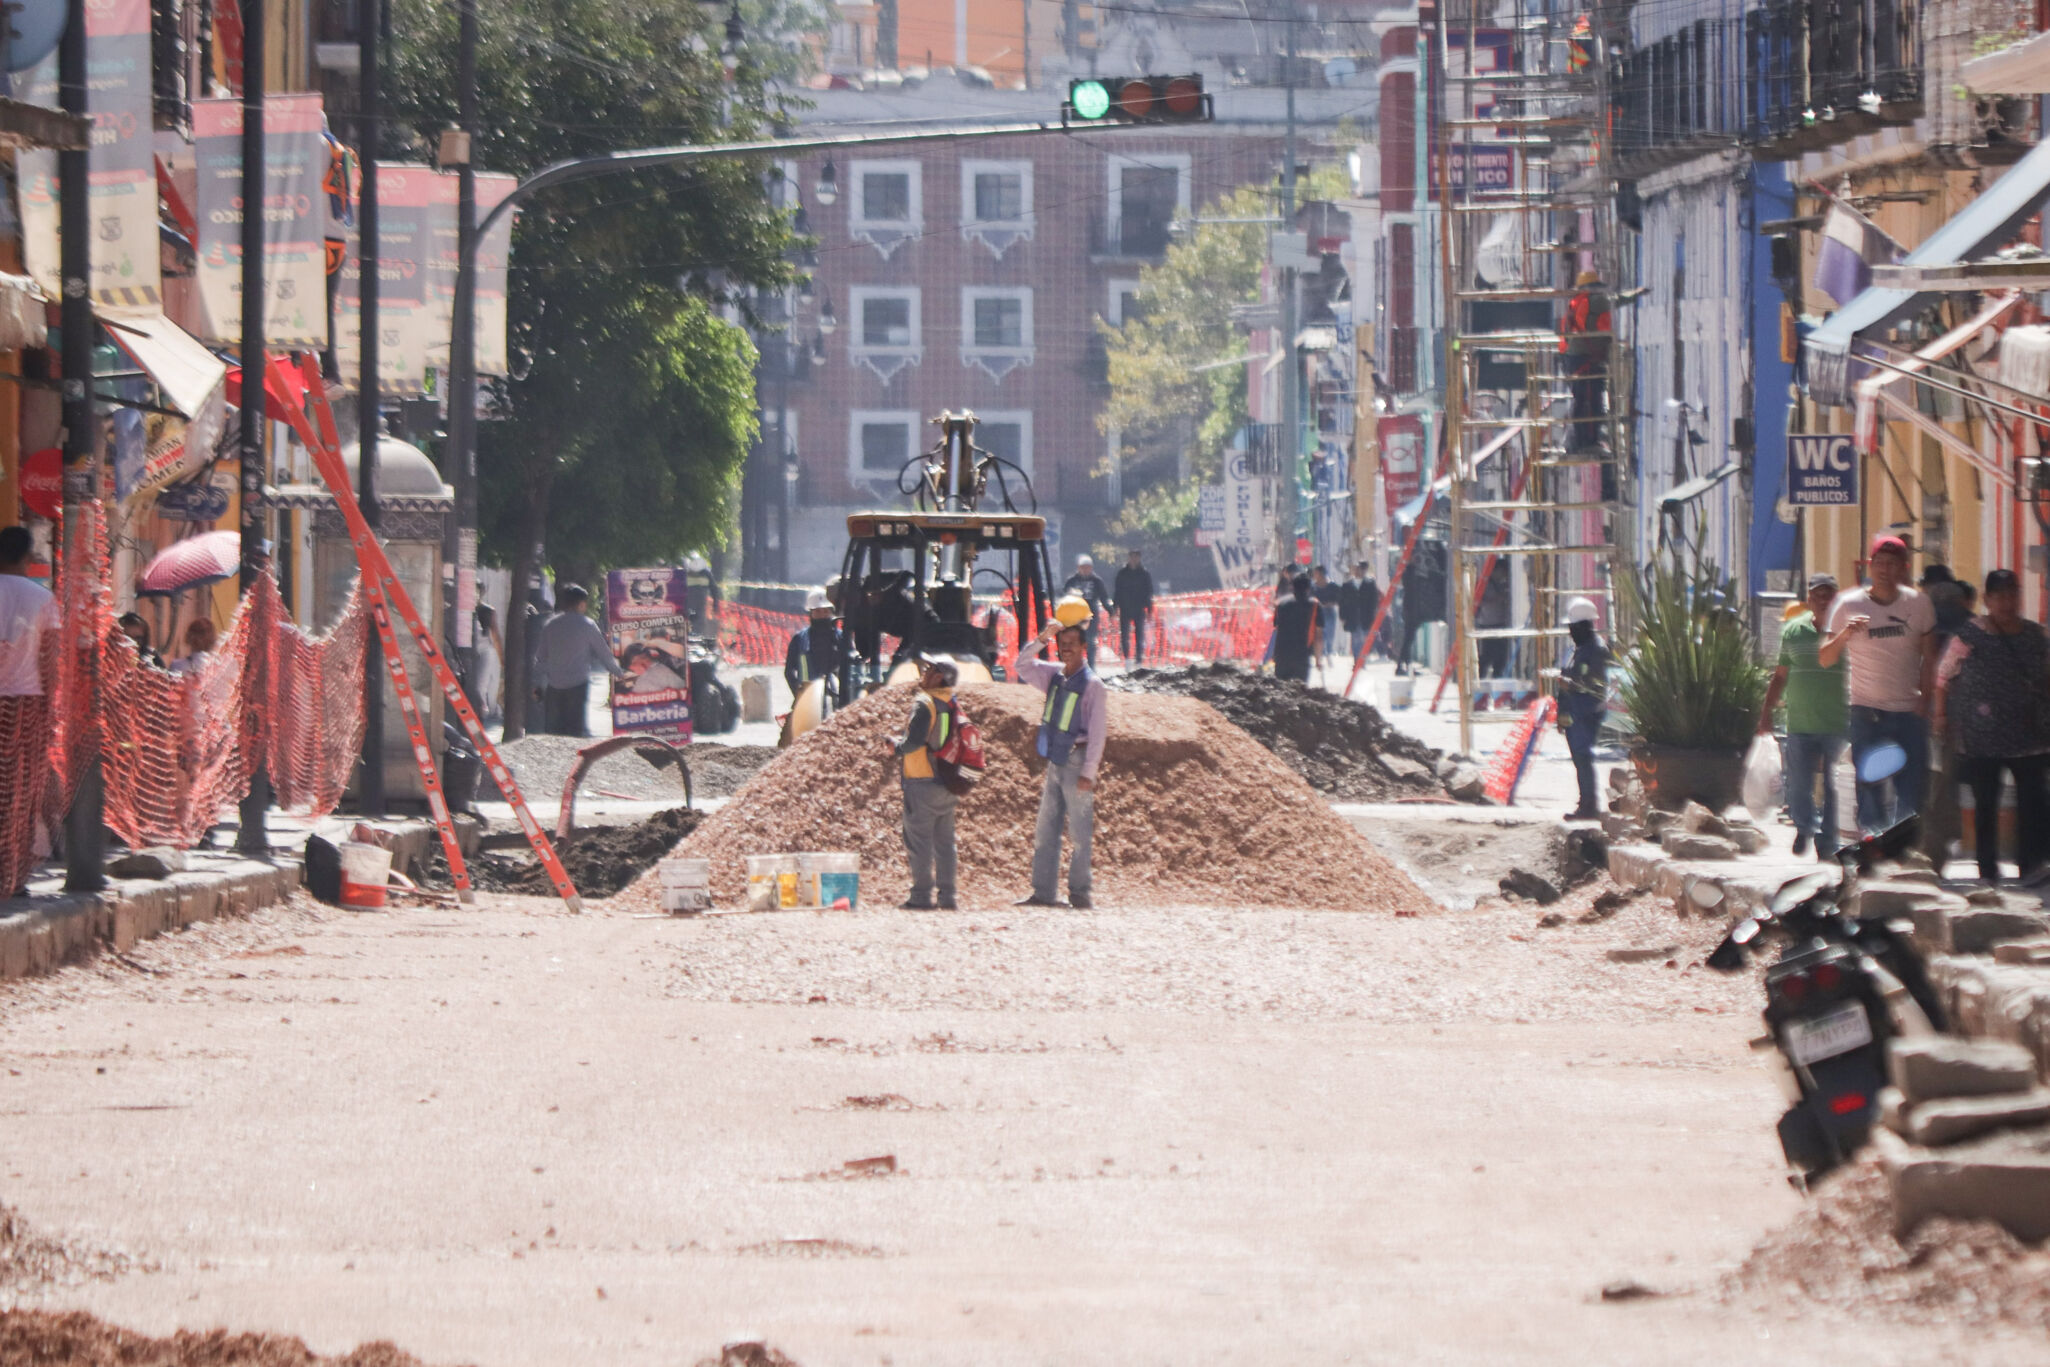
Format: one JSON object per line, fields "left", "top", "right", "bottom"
{"left": 621, "top": 682, "right": 1432, "bottom": 912}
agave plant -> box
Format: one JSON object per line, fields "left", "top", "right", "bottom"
{"left": 1615, "top": 554, "right": 1769, "bottom": 752}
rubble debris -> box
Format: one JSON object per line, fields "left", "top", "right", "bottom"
{"left": 1108, "top": 663, "right": 1468, "bottom": 802}
{"left": 638, "top": 684, "right": 1435, "bottom": 912}
{"left": 490, "top": 733, "right": 776, "bottom": 804}
{"left": 0, "top": 1205, "right": 132, "bottom": 1300}
{"left": 434, "top": 807, "right": 704, "bottom": 898}
{"left": 1890, "top": 1038, "right": 2039, "bottom": 1104}
{"left": 1498, "top": 868, "right": 1562, "bottom": 905}
{"left": 0, "top": 1310, "right": 446, "bottom": 1366}
{"left": 1604, "top": 945, "right": 1680, "bottom": 964}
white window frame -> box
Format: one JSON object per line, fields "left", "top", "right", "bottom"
{"left": 849, "top": 159, "right": 923, "bottom": 259}
{"left": 849, "top": 285, "right": 923, "bottom": 381}
{"left": 960, "top": 285, "right": 1033, "bottom": 379}
{"left": 972, "top": 409, "right": 1034, "bottom": 482}
{"left": 848, "top": 409, "right": 923, "bottom": 485}
{"left": 1106, "top": 278, "right": 1144, "bottom": 327}
{"left": 959, "top": 158, "right": 1034, "bottom": 258}
{"left": 1107, "top": 152, "right": 1192, "bottom": 256}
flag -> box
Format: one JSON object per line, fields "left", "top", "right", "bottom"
{"left": 1815, "top": 202, "right": 1901, "bottom": 308}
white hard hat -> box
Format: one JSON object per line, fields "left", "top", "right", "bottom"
{"left": 805, "top": 587, "right": 832, "bottom": 612}
{"left": 1076, "top": 553, "right": 1093, "bottom": 566}
{"left": 1565, "top": 597, "right": 1599, "bottom": 623}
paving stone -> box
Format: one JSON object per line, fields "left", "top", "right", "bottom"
{"left": 1889, "top": 1037, "right": 2037, "bottom": 1103}
{"left": 1879, "top": 1085, "right": 1909, "bottom": 1137}
{"left": 105, "top": 847, "right": 187, "bottom": 879}
{"left": 1880, "top": 1128, "right": 2050, "bottom": 1240}
{"left": 1660, "top": 833, "right": 1739, "bottom": 861}
{"left": 1951, "top": 907, "right": 2050, "bottom": 955}
{"left": 1679, "top": 802, "right": 1730, "bottom": 837}
{"left": 1995, "top": 936, "right": 2050, "bottom": 966}
{"left": 1728, "top": 826, "right": 1769, "bottom": 854}
{"left": 1905, "top": 1088, "right": 2050, "bottom": 1147}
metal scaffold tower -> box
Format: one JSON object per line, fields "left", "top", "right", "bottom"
{"left": 1432, "top": 0, "right": 1634, "bottom": 755}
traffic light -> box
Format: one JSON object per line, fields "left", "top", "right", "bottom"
{"left": 1064, "top": 74, "right": 1210, "bottom": 125}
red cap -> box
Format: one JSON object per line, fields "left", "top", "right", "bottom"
{"left": 1869, "top": 535, "right": 1909, "bottom": 558}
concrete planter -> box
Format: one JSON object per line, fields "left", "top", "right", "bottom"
{"left": 1629, "top": 744, "right": 1746, "bottom": 812}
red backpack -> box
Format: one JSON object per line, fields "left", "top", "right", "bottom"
{"left": 930, "top": 698, "right": 987, "bottom": 796}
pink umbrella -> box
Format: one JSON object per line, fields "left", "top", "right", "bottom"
{"left": 136, "top": 530, "right": 243, "bottom": 597}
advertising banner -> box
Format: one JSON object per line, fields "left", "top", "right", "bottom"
{"left": 419, "top": 172, "right": 461, "bottom": 374}
{"left": 475, "top": 173, "right": 519, "bottom": 377}
{"left": 605, "top": 567, "right": 695, "bottom": 741}
{"left": 191, "top": 94, "right": 329, "bottom": 346}
{"left": 19, "top": 0, "right": 160, "bottom": 306}
{"left": 1787, "top": 434, "right": 1858, "bottom": 506}
{"left": 1207, "top": 450, "right": 1272, "bottom": 590}
{"left": 335, "top": 164, "right": 440, "bottom": 394}
{"left": 1379, "top": 414, "right": 1425, "bottom": 519}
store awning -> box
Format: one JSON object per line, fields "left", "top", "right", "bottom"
{"left": 1804, "top": 135, "right": 2050, "bottom": 407}
{"left": 1659, "top": 460, "right": 1740, "bottom": 511}
{"left": 1962, "top": 29, "right": 2050, "bottom": 94}
{"left": 1852, "top": 291, "right": 2021, "bottom": 454}
{"left": 96, "top": 306, "right": 229, "bottom": 502}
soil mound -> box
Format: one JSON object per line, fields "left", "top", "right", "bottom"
{"left": 443, "top": 807, "right": 703, "bottom": 898}
{"left": 1110, "top": 663, "right": 1458, "bottom": 802}
{"left": 1724, "top": 1157, "right": 2050, "bottom": 1328}
{"left": 489, "top": 735, "right": 774, "bottom": 805}
{"left": 625, "top": 682, "right": 1432, "bottom": 912}
{"left": 0, "top": 1310, "right": 446, "bottom": 1366}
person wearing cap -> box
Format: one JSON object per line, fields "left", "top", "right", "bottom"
{"left": 784, "top": 587, "right": 845, "bottom": 701}
{"left": 1759, "top": 573, "right": 1847, "bottom": 858}
{"left": 1062, "top": 554, "right": 1112, "bottom": 661}
{"left": 888, "top": 655, "right": 961, "bottom": 909}
{"left": 1821, "top": 536, "right": 1938, "bottom": 833}
{"left": 1557, "top": 597, "right": 1609, "bottom": 821}
{"left": 1016, "top": 615, "right": 1108, "bottom": 909}
{"left": 1934, "top": 569, "right": 2050, "bottom": 885}
{"left": 1272, "top": 574, "right": 1318, "bottom": 682}
{"left": 1112, "top": 549, "right": 1154, "bottom": 666}
{"left": 529, "top": 583, "right": 622, "bottom": 736}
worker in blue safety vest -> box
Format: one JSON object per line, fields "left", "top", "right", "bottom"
{"left": 784, "top": 587, "right": 845, "bottom": 701}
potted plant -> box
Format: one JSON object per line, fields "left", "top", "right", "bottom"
{"left": 1616, "top": 554, "right": 1769, "bottom": 811}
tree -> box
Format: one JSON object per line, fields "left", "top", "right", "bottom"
{"left": 384, "top": 0, "right": 812, "bottom": 736}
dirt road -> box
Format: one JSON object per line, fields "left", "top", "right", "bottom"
{"left": 0, "top": 890, "right": 2037, "bottom": 1366}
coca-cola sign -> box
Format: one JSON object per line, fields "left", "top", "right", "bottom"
{"left": 19, "top": 446, "right": 61, "bottom": 519}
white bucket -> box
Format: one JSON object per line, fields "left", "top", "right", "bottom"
{"left": 1385, "top": 675, "right": 1414, "bottom": 711}
{"left": 744, "top": 854, "right": 782, "bottom": 912}
{"left": 658, "top": 857, "right": 712, "bottom": 914}
{"left": 808, "top": 852, "right": 860, "bottom": 910}
{"left": 338, "top": 840, "right": 393, "bottom": 909}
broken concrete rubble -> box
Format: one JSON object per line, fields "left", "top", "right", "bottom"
{"left": 1904, "top": 1089, "right": 2050, "bottom": 1147}
{"left": 1889, "top": 1037, "right": 2038, "bottom": 1103}
{"left": 1660, "top": 832, "right": 1738, "bottom": 861}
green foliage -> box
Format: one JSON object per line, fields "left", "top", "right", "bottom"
{"left": 1617, "top": 555, "right": 1770, "bottom": 751}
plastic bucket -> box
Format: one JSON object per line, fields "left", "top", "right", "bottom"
{"left": 744, "top": 854, "right": 782, "bottom": 912}
{"left": 337, "top": 841, "right": 393, "bottom": 909}
{"left": 658, "top": 857, "right": 712, "bottom": 914}
{"left": 1385, "top": 675, "right": 1414, "bottom": 710}
{"left": 776, "top": 854, "right": 803, "bottom": 909}
{"left": 810, "top": 852, "right": 860, "bottom": 911}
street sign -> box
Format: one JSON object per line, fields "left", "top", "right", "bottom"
{"left": 1197, "top": 483, "right": 1225, "bottom": 532}
{"left": 1788, "top": 434, "right": 1858, "bottom": 506}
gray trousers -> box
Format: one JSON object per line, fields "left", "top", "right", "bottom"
{"left": 900, "top": 777, "right": 957, "bottom": 903}
{"left": 1031, "top": 752, "right": 1095, "bottom": 901}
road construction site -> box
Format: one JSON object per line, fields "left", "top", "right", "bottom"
{"left": 3, "top": 663, "right": 2047, "bottom": 1365}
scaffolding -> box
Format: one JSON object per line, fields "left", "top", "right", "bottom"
{"left": 1431, "top": 0, "right": 1635, "bottom": 756}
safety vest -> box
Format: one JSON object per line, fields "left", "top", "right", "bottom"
{"left": 1037, "top": 667, "right": 1093, "bottom": 765}
{"left": 902, "top": 690, "right": 955, "bottom": 779}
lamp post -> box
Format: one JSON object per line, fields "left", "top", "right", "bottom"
{"left": 235, "top": 0, "right": 271, "bottom": 856}
{"left": 59, "top": 0, "right": 102, "bottom": 892}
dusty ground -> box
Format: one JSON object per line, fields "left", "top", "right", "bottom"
{"left": 2, "top": 885, "right": 2042, "bottom": 1366}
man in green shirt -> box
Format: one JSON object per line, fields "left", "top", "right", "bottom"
{"left": 1759, "top": 573, "right": 1848, "bottom": 858}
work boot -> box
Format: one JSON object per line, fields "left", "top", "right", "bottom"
{"left": 1069, "top": 892, "right": 1093, "bottom": 910}
{"left": 1014, "top": 894, "right": 1065, "bottom": 908}
{"left": 1792, "top": 831, "right": 1810, "bottom": 857}
{"left": 937, "top": 895, "right": 958, "bottom": 910}
{"left": 899, "top": 897, "right": 935, "bottom": 911}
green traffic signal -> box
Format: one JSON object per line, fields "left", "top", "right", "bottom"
{"left": 1064, "top": 74, "right": 1209, "bottom": 125}
{"left": 1070, "top": 79, "right": 1112, "bottom": 121}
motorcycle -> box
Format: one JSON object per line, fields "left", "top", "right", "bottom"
{"left": 1707, "top": 745, "right": 1946, "bottom": 1186}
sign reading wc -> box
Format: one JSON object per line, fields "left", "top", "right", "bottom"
{"left": 1788, "top": 434, "right": 1858, "bottom": 506}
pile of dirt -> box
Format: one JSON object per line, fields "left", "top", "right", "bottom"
{"left": 1110, "top": 663, "right": 1461, "bottom": 802}
{"left": 0, "top": 1204, "right": 131, "bottom": 1303}
{"left": 488, "top": 735, "right": 774, "bottom": 805}
{"left": 624, "top": 682, "right": 1434, "bottom": 912}
{"left": 685, "top": 743, "right": 781, "bottom": 799}
{"left": 0, "top": 1311, "right": 446, "bottom": 1366}
{"left": 1724, "top": 1158, "right": 2050, "bottom": 1328}
{"left": 441, "top": 807, "right": 704, "bottom": 898}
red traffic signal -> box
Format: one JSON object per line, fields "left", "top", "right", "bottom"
{"left": 1065, "top": 74, "right": 1211, "bottom": 125}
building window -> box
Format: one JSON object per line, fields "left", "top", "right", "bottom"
{"left": 1106, "top": 279, "right": 1146, "bottom": 327}
{"left": 960, "top": 159, "right": 1033, "bottom": 257}
{"left": 973, "top": 410, "right": 1033, "bottom": 480}
{"left": 849, "top": 159, "right": 922, "bottom": 258}
{"left": 849, "top": 409, "right": 921, "bottom": 483}
{"left": 849, "top": 286, "right": 922, "bottom": 381}
{"left": 1109, "top": 154, "right": 1189, "bottom": 257}
{"left": 960, "top": 287, "right": 1033, "bottom": 380}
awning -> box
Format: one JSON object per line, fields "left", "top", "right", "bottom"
{"left": 1659, "top": 460, "right": 1740, "bottom": 511}
{"left": 1804, "top": 135, "right": 2050, "bottom": 407}
{"left": 96, "top": 305, "right": 229, "bottom": 503}
{"left": 1962, "top": 29, "right": 2050, "bottom": 94}
{"left": 1852, "top": 291, "right": 2021, "bottom": 454}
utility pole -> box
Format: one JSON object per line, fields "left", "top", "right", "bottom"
{"left": 445, "top": 0, "right": 479, "bottom": 700}
{"left": 236, "top": 0, "right": 271, "bottom": 855}
{"left": 59, "top": 0, "right": 101, "bottom": 892}
{"left": 1277, "top": 0, "right": 1299, "bottom": 568}
{"left": 358, "top": 0, "right": 385, "bottom": 817}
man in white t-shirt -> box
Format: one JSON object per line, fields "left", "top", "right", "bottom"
{"left": 0, "top": 525, "right": 58, "bottom": 895}
{"left": 1820, "top": 535, "right": 1938, "bottom": 834}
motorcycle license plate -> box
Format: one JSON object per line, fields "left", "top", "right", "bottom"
{"left": 1784, "top": 1002, "right": 1873, "bottom": 1067}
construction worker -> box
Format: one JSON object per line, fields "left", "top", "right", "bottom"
{"left": 1561, "top": 269, "right": 1611, "bottom": 453}
{"left": 784, "top": 587, "right": 845, "bottom": 702}
{"left": 888, "top": 655, "right": 960, "bottom": 910}
{"left": 1016, "top": 615, "right": 1107, "bottom": 909}
{"left": 1062, "top": 554, "right": 1112, "bottom": 661}
{"left": 1558, "top": 596, "right": 1611, "bottom": 821}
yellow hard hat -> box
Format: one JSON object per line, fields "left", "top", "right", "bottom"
{"left": 1052, "top": 594, "right": 1093, "bottom": 628}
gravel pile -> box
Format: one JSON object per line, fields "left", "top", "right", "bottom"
{"left": 488, "top": 734, "right": 773, "bottom": 805}
{"left": 625, "top": 682, "right": 1432, "bottom": 913}
{"left": 0, "top": 1310, "right": 445, "bottom": 1366}
{"left": 1110, "top": 663, "right": 1460, "bottom": 802}
{"left": 1725, "top": 1157, "right": 2050, "bottom": 1329}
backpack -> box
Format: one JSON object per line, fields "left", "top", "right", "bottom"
{"left": 930, "top": 698, "right": 987, "bottom": 796}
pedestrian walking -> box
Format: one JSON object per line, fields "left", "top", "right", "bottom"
{"left": 888, "top": 655, "right": 961, "bottom": 909}
{"left": 168, "top": 618, "right": 217, "bottom": 676}
{"left": 1338, "top": 566, "right": 1363, "bottom": 661}
{"left": 1356, "top": 569, "right": 1383, "bottom": 659}
{"left": 1934, "top": 569, "right": 2050, "bottom": 885}
{"left": 116, "top": 611, "right": 162, "bottom": 668}
{"left": 472, "top": 603, "right": 506, "bottom": 728}
{"left": 1062, "top": 555, "right": 1112, "bottom": 662}
{"left": 1820, "top": 536, "right": 1937, "bottom": 833}
{"left": 1271, "top": 574, "right": 1317, "bottom": 683}
{"left": 1015, "top": 616, "right": 1107, "bottom": 909}
{"left": 529, "top": 584, "right": 622, "bottom": 737}
{"left": 1112, "top": 549, "right": 1154, "bottom": 666}
{"left": 1557, "top": 597, "right": 1610, "bottom": 821}
{"left": 1919, "top": 563, "right": 1970, "bottom": 862}
{"left": 1311, "top": 567, "right": 1341, "bottom": 668}
{"left": 784, "top": 587, "right": 845, "bottom": 701}
{"left": 0, "top": 526, "right": 56, "bottom": 897}
{"left": 1759, "top": 573, "right": 1847, "bottom": 858}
